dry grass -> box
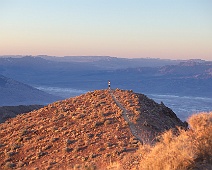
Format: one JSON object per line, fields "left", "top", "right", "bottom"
{"left": 138, "top": 112, "right": 212, "bottom": 170}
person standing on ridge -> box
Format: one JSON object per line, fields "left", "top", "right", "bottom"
{"left": 108, "top": 80, "right": 111, "bottom": 90}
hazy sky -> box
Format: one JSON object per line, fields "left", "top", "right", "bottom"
{"left": 0, "top": 0, "right": 212, "bottom": 60}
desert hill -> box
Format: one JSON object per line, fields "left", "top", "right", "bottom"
{"left": 0, "top": 89, "right": 186, "bottom": 169}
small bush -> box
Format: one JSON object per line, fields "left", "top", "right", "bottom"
{"left": 4, "top": 162, "right": 16, "bottom": 169}
{"left": 66, "top": 139, "right": 75, "bottom": 145}
{"left": 63, "top": 147, "right": 73, "bottom": 153}
{"left": 104, "top": 120, "right": 112, "bottom": 125}
{"left": 20, "top": 129, "right": 28, "bottom": 136}
{"left": 16, "top": 161, "right": 26, "bottom": 168}
{"left": 36, "top": 151, "right": 47, "bottom": 158}
{"left": 43, "top": 144, "right": 52, "bottom": 150}
{"left": 6, "top": 151, "right": 16, "bottom": 157}
{"left": 106, "top": 162, "right": 120, "bottom": 170}
{"left": 92, "top": 121, "right": 104, "bottom": 128}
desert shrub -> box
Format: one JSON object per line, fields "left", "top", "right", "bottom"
{"left": 87, "top": 133, "right": 94, "bottom": 139}
{"left": 63, "top": 147, "right": 73, "bottom": 153}
{"left": 138, "top": 112, "right": 212, "bottom": 170}
{"left": 74, "top": 163, "right": 97, "bottom": 170}
{"left": 20, "top": 128, "right": 28, "bottom": 136}
{"left": 89, "top": 153, "right": 98, "bottom": 159}
{"left": 57, "top": 113, "right": 65, "bottom": 120}
{"left": 106, "top": 162, "right": 120, "bottom": 170}
{"left": 97, "top": 147, "right": 105, "bottom": 152}
{"left": 105, "top": 142, "right": 112, "bottom": 148}
{"left": 17, "top": 160, "right": 25, "bottom": 168}
{"left": 66, "top": 139, "right": 75, "bottom": 145}
{"left": 77, "top": 113, "right": 86, "bottom": 119}
{"left": 36, "top": 136, "right": 45, "bottom": 141}
{"left": 92, "top": 121, "right": 104, "bottom": 128}
{"left": 74, "top": 146, "right": 80, "bottom": 152}
{"left": 36, "top": 150, "right": 47, "bottom": 158}
{"left": 5, "top": 150, "right": 16, "bottom": 157}
{"left": 51, "top": 137, "right": 59, "bottom": 142}
{"left": 104, "top": 120, "right": 112, "bottom": 125}
{"left": 11, "top": 143, "right": 21, "bottom": 150}
{"left": 4, "top": 162, "right": 16, "bottom": 169}
{"left": 43, "top": 144, "right": 52, "bottom": 150}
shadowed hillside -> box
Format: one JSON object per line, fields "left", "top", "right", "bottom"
{"left": 0, "top": 89, "right": 186, "bottom": 169}
{"left": 0, "top": 105, "right": 43, "bottom": 123}
{"left": 0, "top": 74, "right": 61, "bottom": 106}
{"left": 112, "top": 89, "right": 186, "bottom": 144}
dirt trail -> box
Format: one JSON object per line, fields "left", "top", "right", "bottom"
{"left": 110, "top": 90, "right": 143, "bottom": 143}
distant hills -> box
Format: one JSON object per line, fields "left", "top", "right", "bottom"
{"left": 0, "top": 55, "right": 182, "bottom": 69}
{"left": 0, "top": 74, "right": 61, "bottom": 106}
{"left": 159, "top": 60, "right": 212, "bottom": 78}
{"left": 112, "top": 60, "right": 212, "bottom": 97}
{"left": 0, "top": 56, "right": 211, "bottom": 99}
{"left": 41, "top": 55, "right": 182, "bottom": 69}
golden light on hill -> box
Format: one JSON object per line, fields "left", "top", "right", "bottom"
{"left": 0, "top": 89, "right": 192, "bottom": 169}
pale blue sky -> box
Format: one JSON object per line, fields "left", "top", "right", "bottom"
{"left": 0, "top": 0, "right": 211, "bottom": 60}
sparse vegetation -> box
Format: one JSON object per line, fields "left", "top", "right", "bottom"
{"left": 4, "top": 161, "right": 16, "bottom": 169}
{"left": 0, "top": 89, "right": 210, "bottom": 169}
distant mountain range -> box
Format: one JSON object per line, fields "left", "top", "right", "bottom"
{"left": 0, "top": 56, "right": 211, "bottom": 100}
{"left": 111, "top": 60, "right": 212, "bottom": 97}
{"left": 41, "top": 55, "right": 183, "bottom": 69}
{"left": 0, "top": 55, "right": 183, "bottom": 69}
{"left": 0, "top": 74, "right": 61, "bottom": 106}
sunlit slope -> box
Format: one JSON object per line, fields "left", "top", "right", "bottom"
{"left": 0, "top": 89, "right": 186, "bottom": 169}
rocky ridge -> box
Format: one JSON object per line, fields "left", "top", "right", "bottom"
{"left": 0, "top": 89, "right": 186, "bottom": 169}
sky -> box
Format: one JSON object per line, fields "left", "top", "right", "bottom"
{"left": 0, "top": 0, "right": 212, "bottom": 60}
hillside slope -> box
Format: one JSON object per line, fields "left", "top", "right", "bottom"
{"left": 0, "top": 105, "right": 43, "bottom": 123}
{"left": 0, "top": 74, "right": 60, "bottom": 106}
{"left": 0, "top": 89, "right": 185, "bottom": 169}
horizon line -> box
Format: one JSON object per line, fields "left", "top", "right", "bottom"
{"left": 0, "top": 54, "right": 211, "bottom": 61}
